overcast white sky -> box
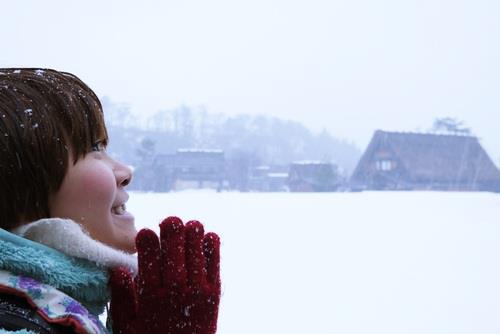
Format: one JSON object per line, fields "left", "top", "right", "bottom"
{"left": 2, "top": 0, "right": 499, "bottom": 161}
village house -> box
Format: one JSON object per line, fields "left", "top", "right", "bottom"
{"left": 248, "top": 165, "right": 289, "bottom": 192}
{"left": 153, "top": 149, "right": 226, "bottom": 191}
{"left": 350, "top": 130, "right": 500, "bottom": 192}
{"left": 288, "top": 161, "right": 340, "bottom": 192}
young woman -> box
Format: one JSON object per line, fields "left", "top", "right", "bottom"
{"left": 0, "top": 69, "right": 220, "bottom": 334}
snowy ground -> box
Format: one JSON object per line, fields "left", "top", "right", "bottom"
{"left": 127, "top": 191, "right": 500, "bottom": 334}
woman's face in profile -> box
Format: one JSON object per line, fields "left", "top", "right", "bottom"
{"left": 49, "top": 144, "right": 137, "bottom": 253}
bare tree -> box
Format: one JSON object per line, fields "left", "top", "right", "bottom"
{"left": 432, "top": 117, "right": 471, "bottom": 135}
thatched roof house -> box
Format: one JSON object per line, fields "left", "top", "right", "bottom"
{"left": 350, "top": 130, "right": 500, "bottom": 192}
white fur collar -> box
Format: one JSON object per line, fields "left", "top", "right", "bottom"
{"left": 12, "top": 218, "right": 137, "bottom": 274}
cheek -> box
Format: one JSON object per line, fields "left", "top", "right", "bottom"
{"left": 78, "top": 167, "right": 116, "bottom": 204}
{"left": 56, "top": 162, "right": 117, "bottom": 216}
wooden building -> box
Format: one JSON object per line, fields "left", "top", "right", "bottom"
{"left": 153, "top": 149, "right": 225, "bottom": 191}
{"left": 248, "top": 166, "right": 289, "bottom": 192}
{"left": 350, "top": 130, "right": 500, "bottom": 192}
{"left": 288, "top": 161, "right": 339, "bottom": 192}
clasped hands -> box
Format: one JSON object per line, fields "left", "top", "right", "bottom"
{"left": 109, "top": 216, "right": 221, "bottom": 334}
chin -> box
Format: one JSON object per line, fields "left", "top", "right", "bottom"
{"left": 118, "top": 229, "right": 138, "bottom": 254}
{"left": 108, "top": 215, "right": 138, "bottom": 253}
{"left": 121, "top": 241, "right": 137, "bottom": 254}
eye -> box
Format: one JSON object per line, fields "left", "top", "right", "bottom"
{"left": 91, "top": 141, "right": 106, "bottom": 152}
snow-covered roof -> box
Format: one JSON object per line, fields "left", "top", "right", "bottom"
{"left": 268, "top": 173, "right": 289, "bottom": 178}
{"left": 292, "top": 160, "right": 327, "bottom": 165}
{"left": 177, "top": 148, "right": 223, "bottom": 153}
{"left": 352, "top": 130, "right": 500, "bottom": 183}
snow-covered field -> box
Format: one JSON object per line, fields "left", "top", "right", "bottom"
{"left": 128, "top": 191, "right": 500, "bottom": 334}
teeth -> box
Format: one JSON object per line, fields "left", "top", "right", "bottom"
{"left": 112, "top": 204, "right": 126, "bottom": 215}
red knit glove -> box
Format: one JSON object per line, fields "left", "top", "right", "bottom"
{"left": 109, "top": 216, "right": 221, "bottom": 334}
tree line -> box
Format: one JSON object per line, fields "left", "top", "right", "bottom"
{"left": 101, "top": 97, "right": 362, "bottom": 181}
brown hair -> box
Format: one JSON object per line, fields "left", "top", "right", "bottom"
{"left": 0, "top": 68, "right": 108, "bottom": 229}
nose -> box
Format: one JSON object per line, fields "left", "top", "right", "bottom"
{"left": 114, "top": 160, "right": 133, "bottom": 187}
